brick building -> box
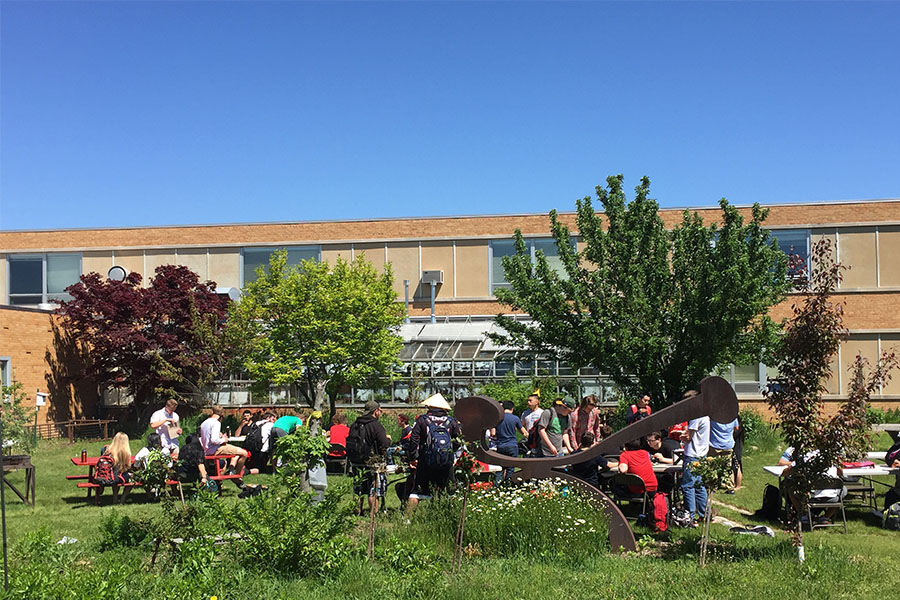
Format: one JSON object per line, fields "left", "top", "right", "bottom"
{"left": 2, "top": 198, "right": 899, "bottom": 422}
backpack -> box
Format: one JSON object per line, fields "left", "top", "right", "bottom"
{"left": 527, "top": 410, "right": 556, "bottom": 450}
{"left": 883, "top": 502, "right": 900, "bottom": 531}
{"left": 346, "top": 419, "right": 373, "bottom": 465}
{"left": 670, "top": 505, "right": 693, "bottom": 528}
{"left": 244, "top": 422, "right": 265, "bottom": 456}
{"left": 422, "top": 415, "right": 454, "bottom": 468}
{"left": 757, "top": 483, "right": 782, "bottom": 520}
{"left": 92, "top": 455, "right": 117, "bottom": 486}
{"left": 650, "top": 492, "right": 669, "bottom": 532}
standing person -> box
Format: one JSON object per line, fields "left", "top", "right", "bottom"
{"left": 537, "top": 397, "right": 575, "bottom": 457}
{"left": 521, "top": 394, "right": 543, "bottom": 431}
{"left": 626, "top": 394, "right": 652, "bottom": 425}
{"left": 680, "top": 391, "right": 710, "bottom": 525}
{"left": 491, "top": 401, "right": 528, "bottom": 481}
{"left": 246, "top": 412, "right": 277, "bottom": 472}
{"left": 200, "top": 405, "right": 249, "bottom": 482}
{"left": 733, "top": 416, "right": 745, "bottom": 490}
{"left": 406, "top": 393, "right": 461, "bottom": 516}
{"left": 709, "top": 416, "right": 739, "bottom": 492}
{"left": 346, "top": 401, "right": 391, "bottom": 514}
{"left": 570, "top": 395, "right": 602, "bottom": 447}
{"left": 149, "top": 397, "right": 182, "bottom": 455}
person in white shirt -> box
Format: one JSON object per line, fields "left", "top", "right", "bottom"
{"left": 679, "top": 390, "right": 710, "bottom": 524}
{"left": 149, "top": 397, "right": 182, "bottom": 456}
{"left": 200, "top": 405, "right": 249, "bottom": 478}
{"left": 133, "top": 433, "right": 172, "bottom": 470}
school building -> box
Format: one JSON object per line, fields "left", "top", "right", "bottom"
{"left": 2, "top": 198, "right": 899, "bottom": 425}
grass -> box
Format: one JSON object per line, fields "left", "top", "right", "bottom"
{"left": 1, "top": 433, "right": 900, "bottom": 599}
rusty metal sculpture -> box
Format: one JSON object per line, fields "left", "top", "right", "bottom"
{"left": 454, "top": 376, "right": 739, "bottom": 552}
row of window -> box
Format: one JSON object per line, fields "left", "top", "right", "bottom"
{"left": 4, "top": 230, "right": 811, "bottom": 306}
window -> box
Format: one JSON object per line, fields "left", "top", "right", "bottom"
{"left": 241, "top": 246, "right": 320, "bottom": 285}
{"left": 0, "top": 358, "right": 10, "bottom": 389}
{"left": 769, "top": 229, "right": 810, "bottom": 278}
{"left": 7, "top": 253, "right": 81, "bottom": 305}
{"left": 490, "top": 237, "right": 573, "bottom": 294}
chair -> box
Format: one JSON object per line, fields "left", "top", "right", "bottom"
{"left": 611, "top": 473, "right": 649, "bottom": 519}
{"left": 842, "top": 476, "right": 876, "bottom": 509}
{"left": 806, "top": 477, "right": 848, "bottom": 533}
{"left": 325, "top": 443, "right": 348, "bottom": 474}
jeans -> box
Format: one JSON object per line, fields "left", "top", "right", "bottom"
{"left": 681, "top": 455, "right": 707, "bottom": 520}
{"left": 495, "top": 445, "right": 518, "bottom": 482}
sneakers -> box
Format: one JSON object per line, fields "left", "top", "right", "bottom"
{"left": 816, "top": 516, "right": 832, "bottom": 525}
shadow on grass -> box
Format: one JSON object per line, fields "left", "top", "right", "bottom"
{"left": 656, "top": 535, "right": 798, "bottom": 562}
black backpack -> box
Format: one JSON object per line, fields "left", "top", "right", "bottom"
{"left": 883, "top": 502, "right": 900, "bottom": 531}
{"left": 244, "top": 422, "right": 265, "bottom": 456}
{"left": 92, "top": 455, "right": 117, "bottom": 486}
{"left": 758, "top": 483, "right": 782, "bottom": 520}
{"left": 885, "top": 441, "right": 900, "bottom": 466}
{"left": 346, "top": 419, "right": 372, "bottom": 465}
{"left": 422, "top": 415, "right": 454, "bottom": 468}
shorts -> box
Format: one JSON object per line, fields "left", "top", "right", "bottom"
{"left": 352, "top": 466, "right": 387, "bottom": 498}
{"left": 409, "top": 466, "right": 452, "bottom": 500}
{"left": 214, "top": 444, "right": 247, "bottom": 457}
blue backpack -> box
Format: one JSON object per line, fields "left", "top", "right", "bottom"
{"left": 423, "top": 415, "right": 454, "bottom": 468}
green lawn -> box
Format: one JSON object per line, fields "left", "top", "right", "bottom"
{"left": 1, "top": 434, "right": 899, "bottom": 600}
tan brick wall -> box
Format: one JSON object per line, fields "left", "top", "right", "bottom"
{"left": 0, "top": 308, "right": 99, "bottom": 426}
{"left": 2, "top": 200, "right": 898, "bottom": 252}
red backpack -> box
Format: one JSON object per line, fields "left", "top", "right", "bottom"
{"left": 92, "top": 455, "right": 117, "bottom": 486}
{"left": 650, "top": 492, "right": 668, "bottom": 532}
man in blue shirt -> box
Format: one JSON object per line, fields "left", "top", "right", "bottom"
{"left": 492, "top": 401, "right": 528, "bottom": 481}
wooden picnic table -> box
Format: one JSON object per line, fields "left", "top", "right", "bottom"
{"left": 2, "top": 454, "right": 35, "bottom": 506}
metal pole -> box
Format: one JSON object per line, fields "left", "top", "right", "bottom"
{"left": 403, "top": 280, "right": 410, "bottom": 324}
{"left": 429, "top": 281, "right": 436, "bottom": 324}
{"left": 0, "top": 418, "right": 9, "bottom": 591}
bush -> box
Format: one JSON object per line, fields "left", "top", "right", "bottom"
{"left": 97, "top": 512, "right": 153, "bottom": 551}
{"left": 419, "top": 478, "right": 609, "bottom": 560}
{"left": 216, "top": 483, "right": 356, "bottom": 576}
{"left": 739, "top": 408, "right": 781, "bottom": 450}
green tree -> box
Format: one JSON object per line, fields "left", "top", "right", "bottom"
{"left": 229, "top": 250, "right": 405, "bottom": 432}
{"left": 494, "top": 174, "right": 791, "bottom": 406}
{"left": 767, "top": 239, "right": 897, "bottom": 559}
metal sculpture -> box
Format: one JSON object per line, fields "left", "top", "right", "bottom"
{"left": 454, "top": 376, "right": 739, "bottom": 552}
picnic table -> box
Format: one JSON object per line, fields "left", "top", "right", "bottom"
{"left": 2, "top": 454, "right": 35, "bottom": 506}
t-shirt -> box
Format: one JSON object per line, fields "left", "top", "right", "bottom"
{"left": 199, "top": 417, "right": 227, "bottom": 454}
{"left": 538, "top": 408, "right": 565, "bottom": 457}
{"left": 569, "top": 450, "right": 610, "bottom": 488}
{"left": 685, "top": 417, "right": 710, "bottom": 458}
{"left": 133, "top": 446, "right": 171, "bottom": 470}
{"left": 151, "top": 407, "right": 180, "bottom": 450}
{"left": 273, "top": 415, "right": 303, "bottom": 434}
{"left": 709, "top": 418, "right": 738, "bottom": 451}
{"left": 522, "top": 408, "right": 543, "bottom": 432}
{"left": 255, "top": 420, "right": 275, "bottom": 452}
{"left": 328, "top": 423, "right": 350, "bottom": 448}
{"left": 495, "top": 413, "right": 523, "bottom": 448}
{"left": 618, "top": 449, "right": 658, "bottom": 493}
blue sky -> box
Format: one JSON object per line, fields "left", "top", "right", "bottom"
{"left": 1, "top": 1, "right": 898, "bottom": 231}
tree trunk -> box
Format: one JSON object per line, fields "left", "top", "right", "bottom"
{"left": 310, "top": 379, "right": 328, "bottom": 437}
{"left": 699, "top": 492, "right": 713, "bottom": 567}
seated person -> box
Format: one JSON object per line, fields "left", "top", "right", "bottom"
{"left": 247, "top": 412, "right": 277, "bottom": 472}
{"left": 96, "top": 432, "right": 135, "bottom": 502}
{"left": 570, "top": 432, "right": 617, "bottom": 489}
{"left": 617, "top": 439, "right": 658, "bottom": 495}
{"left": 200, "top": 405, "right": 250, "bottom": 480}
{"left": 133, "top": 432, "right": 171, "bottom": 470}
{"left": 174, "top": 434, "right": 209, "bottom": 486}
{"left": 642, "top": 431, "right": 680, "bottom": 493}
{"left": 327, "top": 412, "right": 350, "bottom": 455}
{"left": 780, "top": 447, "right": 848, "bottom": 525}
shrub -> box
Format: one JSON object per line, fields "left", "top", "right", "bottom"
{"left": 97, "top": 512, "right": 153, "bottom": 551}
{"left": 419, "top": 478, "right": 609, "bottom": 560}
{"left": 740, "top": 408, "right": 780, "bottom": 450}
{"left": 216, "top": 483, "right": 356, "bottom": 576}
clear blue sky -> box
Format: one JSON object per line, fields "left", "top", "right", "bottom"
{"left": 2, "top": 1, "right": 898, "bottom": 231}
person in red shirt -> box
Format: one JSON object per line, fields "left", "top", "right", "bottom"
{"left": 618, "top": 439, "right": 658, "bottom": 494}
{"left": 327, "top": 412, "right": 350, "bottom": 455}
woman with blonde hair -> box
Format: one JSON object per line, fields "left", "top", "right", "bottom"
{"left": 95, "top": 432, "right": 135, "bottom": 503}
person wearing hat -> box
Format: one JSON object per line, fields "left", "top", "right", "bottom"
{"left": 406, "top": 393, "right": 461, "bottom": 517}
{"left": 537, "top": 397, "right": 576, "bottom": 457}
{"left": 347, "top": 400, "right": 392, "bottom": 515}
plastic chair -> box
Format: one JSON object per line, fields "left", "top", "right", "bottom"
{"left": 806, "top": 477, "right": 848, "bottom": 533}
{"left": 325, "top": 443, "right": 348, "bottom": 474}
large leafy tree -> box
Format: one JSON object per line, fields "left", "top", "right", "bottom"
{"left": 229, "top": 250, "right": 404, "bottom": 431}
{"left": 494, "top": 174, "right": 792, "bottom": 405}
{"left": 56, "top": 265, "right": 231, "bottom": 411}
